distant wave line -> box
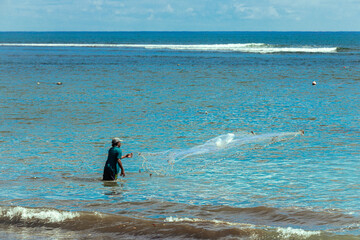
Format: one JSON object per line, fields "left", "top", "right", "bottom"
{"left": 0, "top": 43, "right": 338, "bottom": 53}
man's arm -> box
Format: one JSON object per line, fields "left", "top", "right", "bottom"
{"left": 117, "top": 159, "right": 125, "bottom": 177}
{"left": 118, "top": 153, "right": 133, "bottom": 177}
{"left": 121, "top": 153, "right": 133, "bottom": 159}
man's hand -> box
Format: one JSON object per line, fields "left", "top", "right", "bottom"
{"left": 126, "top": 153, "right": 133, "bottom": 158}
{"left": 120, "top": 171, "right": 125, "bottom": 177}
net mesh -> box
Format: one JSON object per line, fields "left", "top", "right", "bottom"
{"left": 139, "top": 130, "right": 304, "bottom": 176}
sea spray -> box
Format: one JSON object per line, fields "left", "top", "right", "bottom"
{"left": 140, "top": 130, "right": 304, "bottom": 176}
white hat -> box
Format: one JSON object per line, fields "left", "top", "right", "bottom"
{"left": 112, "top": 138, "right": 123, "bottom": 144}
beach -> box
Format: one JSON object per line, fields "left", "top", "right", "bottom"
{"left": 0, "top": 32, "right": 359, "bottom": 239}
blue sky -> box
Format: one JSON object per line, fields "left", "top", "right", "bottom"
{"left": 0, "top": 0, "right": 359, "bottom": 31}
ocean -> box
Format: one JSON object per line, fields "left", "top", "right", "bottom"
{"left": 0, "top": 32, "right": 359, "bottom": 239}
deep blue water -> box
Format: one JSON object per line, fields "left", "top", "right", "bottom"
{"left": 0, "top": 32, "right": 359, "bottom": 239}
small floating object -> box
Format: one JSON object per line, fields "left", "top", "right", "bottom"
{"left": 198, "top": 111, "right": 208, "bottom": 115}
{"left": 37, "top": 82, "right": 40, "bottom": 85}
{"left": 56, "top": 82, "right": 62, "bottom": 85}
{"left": 312, "top": 81, "right": 317, "bottom": 85}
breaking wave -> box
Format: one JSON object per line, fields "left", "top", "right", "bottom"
{"left": 0, "top": 206, "right": 80, "bottom": 223}
{"left": 165, "top": 217, "right": 321, "bottom": 238}
{"left": 0, "top": 43, "right": 338, "bottom": 53}
{"left": 0, "top": 205, "right": 357, "bottom": 239}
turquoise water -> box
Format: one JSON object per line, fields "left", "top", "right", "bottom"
{"left": 0, "top": 32, "right": 359, "bottom": 239}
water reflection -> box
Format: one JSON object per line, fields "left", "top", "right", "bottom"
{"left": 103, "top": 180, "right": 124, "bottom": 196}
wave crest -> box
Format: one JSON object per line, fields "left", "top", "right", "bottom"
{"left": 0, "top": 206, "right": 80, "bottom": 223}
{"left": 0, "top": 43, "right": 338, "bottom": 53}
{"left": 0, "top": 205, "right": 356, "bottom": 239}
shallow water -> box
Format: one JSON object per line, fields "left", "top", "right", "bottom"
{"left": 0, "top": 32, "right": 359, "bottom": 239}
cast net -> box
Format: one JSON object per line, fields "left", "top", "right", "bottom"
{"left": 139, "top": 130, "right": 304, "bottom": 176}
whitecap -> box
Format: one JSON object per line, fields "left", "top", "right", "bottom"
{"left": 1, "top": 206, "right": 80, "bottom": 223}
{"left": 0, "top": 43, "right": 338, "bottom": 53}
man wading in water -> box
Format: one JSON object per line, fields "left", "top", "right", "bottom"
{"left": 103, "top": 138, "right": 133, "bottom": 180}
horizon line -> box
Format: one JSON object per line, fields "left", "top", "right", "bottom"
{"left": 1, "top": 30, "right": 360, "bottom": 33}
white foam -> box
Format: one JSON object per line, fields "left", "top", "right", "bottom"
{"left": 165, "top": 217, "right": 323, "bottom": 237}
{"left": 164, "top": 216, "right": 254, "bottom": 227}
{"left": 276, "top": 227, "right": 321, "bottom": 238}
{"left": 0, "top": 43, "right": 338, "bottom": 53}
{"left": 0, "top": 43, "right": 117, "bottom": 48}
{"left": 141, "top": 44, "right": 337, "bottom": 53}
{"left": 1, "top": 206, "right": 80, "bottom": 223}
{"left": 253, "top": 47, "right": 337, "bottom": 54}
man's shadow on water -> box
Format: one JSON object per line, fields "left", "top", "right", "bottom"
{"left": 102, "top": 180, "right": 125, "bottom": 196}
